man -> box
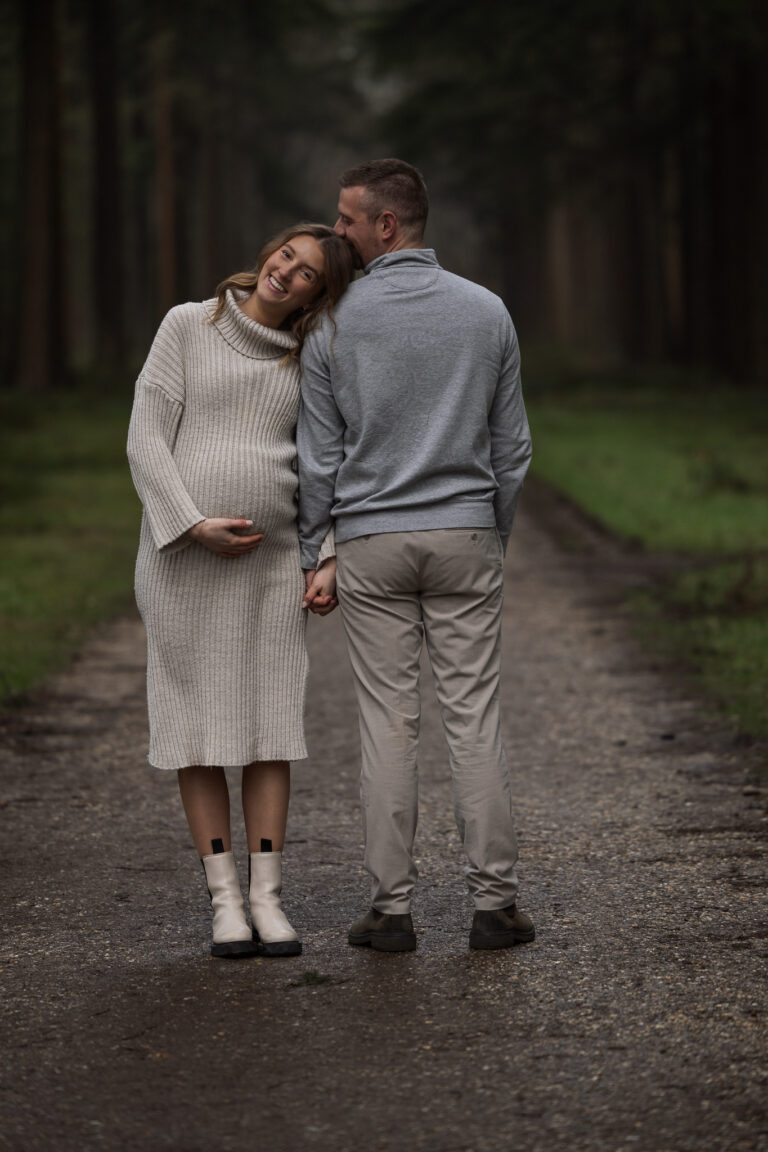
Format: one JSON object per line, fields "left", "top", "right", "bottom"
{"left": 298, "top": 158, "right": 534, "bottom": 952}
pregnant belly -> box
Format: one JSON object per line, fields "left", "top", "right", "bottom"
{"left": 178, "top": 456, "right": 299, "bottom": 532}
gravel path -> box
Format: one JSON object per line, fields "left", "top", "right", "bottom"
{"left": 1, "top": 494, "right": 766, "bottom": 1152}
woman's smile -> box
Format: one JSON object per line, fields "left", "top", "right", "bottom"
{"left": 265, "top": 272, "right": 288, "bottom": 296}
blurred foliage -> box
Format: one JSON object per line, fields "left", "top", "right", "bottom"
{"left": 365, "top": 0, "right": 768, "bottom": 379}
{"left": 4, "top": 0, "right": 768, "bottom": 385}
{"left": 4, "top": 0, "right": 368, "bottom": 387}
{"left": 367, "top": 0, "right": 764, "bottom": 185}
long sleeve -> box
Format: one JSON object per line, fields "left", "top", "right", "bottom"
{"left": 489, "top": 313, "right": 532, "bottom": 552}
{"left": 126, "top": 309, "right": 204, "bottom": 552}
{"left": 297, "top": 325, "right": 346, "bottom": 569}
{"left": 317, "top": 525, "right": 336, "bottom": 566}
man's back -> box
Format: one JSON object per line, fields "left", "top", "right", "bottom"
{"left": 298, "top": 248, "right": 531, "bottom": 566}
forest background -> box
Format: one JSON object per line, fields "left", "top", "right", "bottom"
{"left": 1, "top": 0, "right": 767, "bottom": 744}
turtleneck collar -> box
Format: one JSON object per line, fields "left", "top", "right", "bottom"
{"left": 364, "top": 249, "right": 440, "bottom": 275}
{"left": 206, "top": 288, "right": 298, "bottom": 359}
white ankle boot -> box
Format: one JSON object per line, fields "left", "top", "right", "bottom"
{"left": 202, "top": 851, "right": 256, "bottom": 958}
{"left": 249, "top": 851, "right": 302, "bottom": 956}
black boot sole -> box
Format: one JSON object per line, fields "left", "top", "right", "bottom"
{"left": 210, "top": 939, "right": 259, "bottom": 958}
{"left": 469, "top": 927, "right": 536, "bottom": 950}
{"left": 348, "top": 931, "right": 417, "bottom": 952}
{"left": 252, "top": 931, "right": 302, "bottom": 957}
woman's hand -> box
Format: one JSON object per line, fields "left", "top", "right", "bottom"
{"left": 303, "top": 558, "right": 338, "bottom": 616}
{"left": 188, "top": 518, "right": 264, "bottom": 558}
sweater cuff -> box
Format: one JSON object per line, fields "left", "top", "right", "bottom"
{"left": 317, "top": 526, "right": 336, "bottom": 567}
{"left": 153, "top": 511, "right": 206, "bottom": 553}
{"left": 159, "top": 533, "right": 193, "bottom": 556}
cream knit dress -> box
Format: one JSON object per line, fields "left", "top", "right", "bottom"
{"left": 127, "top": 289, "right": 333, "bottom": 769}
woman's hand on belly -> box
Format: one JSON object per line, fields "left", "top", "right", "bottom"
{"left": 188, "top": 518, "right": 265, "bottom": 558}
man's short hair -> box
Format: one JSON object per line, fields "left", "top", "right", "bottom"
{"left": 339, "top": 158, "right": 428, "bottom": 237}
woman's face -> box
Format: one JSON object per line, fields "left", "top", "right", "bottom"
{"left": 255, "top": 234, "right": 326, "bottom": 322}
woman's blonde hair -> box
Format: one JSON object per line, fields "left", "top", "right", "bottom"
{"left": 211, "top": 223, "right": 357, "bottom": 359}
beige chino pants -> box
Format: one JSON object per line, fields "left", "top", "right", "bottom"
{"left": 335, "top": 528, "right": 519, "bottom": 913}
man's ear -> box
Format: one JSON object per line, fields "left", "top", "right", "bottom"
{"left": 379, "top": 211, "right": 397, "bottom": 240}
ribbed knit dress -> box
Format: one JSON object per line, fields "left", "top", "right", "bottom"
{"left": 127, "top": 289, "right": 332, "bottom": 769}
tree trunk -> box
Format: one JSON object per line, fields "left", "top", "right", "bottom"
{"left": 17, "top": 0, "right": 60, "bottom": 391}
{"left": 748, "top": 0, "right": 768, "bottom": 384}
{"left": 151, "top": 23, "right": 176, "bottom": 317}
{"left": 614, "top": 2, "right": 652, "bottom": 363}
{"left": 676, "top": 7, "right": 715, "bottom": 369}
{"left": 87, "top": 0, "right": 124, "bottom": 368}
{"left": 199, "top": 94, "right": 223, "bottom": 293}
{"left": 710, "top": 67, "right": 753, "bottom": 380}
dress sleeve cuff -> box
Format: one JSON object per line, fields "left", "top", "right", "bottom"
{"left": 317, "top": 526, "right": 336, "bottom": 566}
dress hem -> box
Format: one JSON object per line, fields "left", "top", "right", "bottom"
{"left": 148, "top": 752, "right": 309, "bottom": 770}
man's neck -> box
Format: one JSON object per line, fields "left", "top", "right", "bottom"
{"left": 382, "top": 234, "right": 427, "bottom": 255}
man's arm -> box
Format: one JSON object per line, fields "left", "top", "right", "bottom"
{"left": 297, "top": 326, "right": 346, "bottom": 570}
{"left": 489, "top": 312, "right": 532, "bottom": 552}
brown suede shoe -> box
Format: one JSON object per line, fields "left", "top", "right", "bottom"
{"left": 469, "top": 904, "right": 536, "bottom": 950}
{"left": 348, "top": 908, "right": 417, "bottom": 952}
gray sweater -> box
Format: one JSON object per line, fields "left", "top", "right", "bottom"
{"left": 297, "top": 249, "right": 532, "bottom": 569}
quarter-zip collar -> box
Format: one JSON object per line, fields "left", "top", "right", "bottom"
{"left": 364, "top": 249, "right": 440, "bottom": 275}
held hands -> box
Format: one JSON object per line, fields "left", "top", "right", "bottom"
{"left": 188, "top": 519, "right": 336, "bottom": 614}
{"left": 303, "top": 559, "right": 338, "bottom": 616}
{"left": 188, "top": 518, "right": 264, "bottom": 558}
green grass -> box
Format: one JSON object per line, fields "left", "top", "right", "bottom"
{"left": 526, "top": 383, "right": 768, "bottom": 740}
{"left": 632, "top": 560, "right": 768, "bottom": 739}
{"left": 527, "top": 387, "right": 768, "bottom": 553}
{"left": 0, "top": 387, "right": 141, "bottom": 702}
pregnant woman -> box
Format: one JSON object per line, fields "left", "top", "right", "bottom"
{"left": 127, "top": 223, "right": 355, "bottom": 958}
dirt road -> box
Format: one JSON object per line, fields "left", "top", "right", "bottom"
{"left": 1, "top": 494, "right": 766, "bottom": 1152}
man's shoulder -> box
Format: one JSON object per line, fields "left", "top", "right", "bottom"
{"left": 338, "top": 271, "right": 377, "bottom": 304}
{"left": 336, "top": 265, "right": 508, "bottom": 314}
{"left": 435, "top": 268, "right": 507, "bottom": 313}
{"left": 321, "top": 274, "right": 380, "bottom": 330}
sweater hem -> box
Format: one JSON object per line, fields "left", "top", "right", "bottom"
{"left": 334, "top": 504, "right": 497, "bottom": 543}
